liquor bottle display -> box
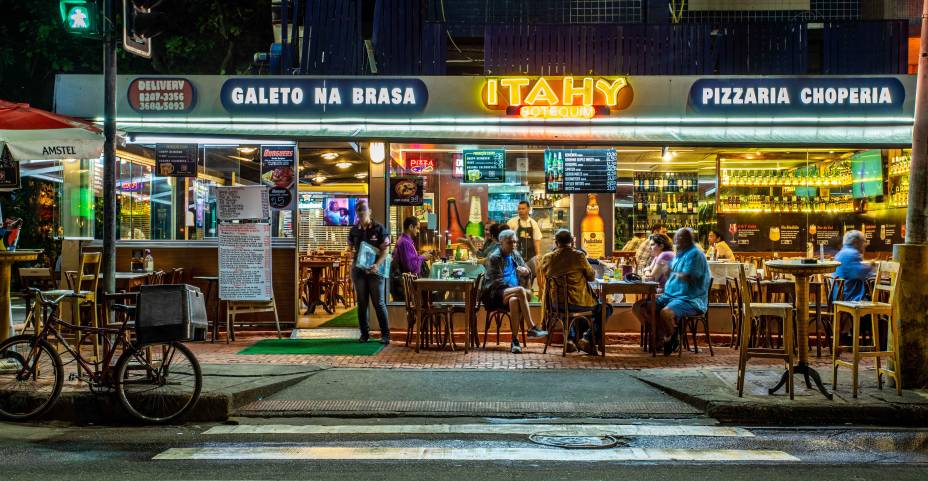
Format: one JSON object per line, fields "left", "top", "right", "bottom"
{"left": 580, "top": 193, "right": 605, "bottom": 259}
{"left": 465, "top": 195, "right": 484, "bottom": 238}
{"left": 632, "top": 171, "right": 700, "bottom": 232}
{"left": 717, "top": 158, "right": 857, "bottom": 214}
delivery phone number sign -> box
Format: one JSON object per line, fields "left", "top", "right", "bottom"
{"left": 219, "top": 223, "right": 273, "bottom": 301}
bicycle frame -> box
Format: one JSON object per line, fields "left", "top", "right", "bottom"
{"left": 27, "top": 298, "right": 133, "bottom": 387}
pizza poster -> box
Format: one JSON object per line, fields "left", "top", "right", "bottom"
{"left": 389, "top": 176, "right": 424, "bottom": 206}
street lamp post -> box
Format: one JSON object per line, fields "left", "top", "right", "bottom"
{"left": 895, "top": 0, "right": 928, "bottom": 389}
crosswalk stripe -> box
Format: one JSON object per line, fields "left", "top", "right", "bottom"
{"left": 204, "top": 424, "right": 753, "bottom": 437}
{"left": 154, "top": 446, "right": 797, "bottom": 462}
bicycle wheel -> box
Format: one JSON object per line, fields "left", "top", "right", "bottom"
{"left": 0, "top": 335, "right": 63, "bottom": 420}
{"left": 114, "top": 341, "right": 202, "bottom": 423}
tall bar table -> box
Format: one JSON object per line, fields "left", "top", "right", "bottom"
{"left": 765, "top": 259, "right": 840, "bottom": 400}
{"left": 0, "top": 250, "right": 40, "bottom": 341}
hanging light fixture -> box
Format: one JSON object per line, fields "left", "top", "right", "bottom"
{"left": 335, "top": 161, "right": 352, "bottom": 169}
{"left": 369, "top": 142, "right": 386, "bottom": 164}
{"left": 661, "top": 146, "right": 673, "bottom": 162}
{"left": 312, "top": 175, "right": 327, "bottom": 184}
{"left": 321, "top": 152, "right": 339, "bottom": 160}
{"left": 354, "top": 172, "right": 368, "bottom": 179}
{"left": 236, "top": 146, "right": 257, "bottom": 154}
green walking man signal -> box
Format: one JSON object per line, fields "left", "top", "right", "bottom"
{"left": 59, "top": 0, "right": 101, "bottom": 38}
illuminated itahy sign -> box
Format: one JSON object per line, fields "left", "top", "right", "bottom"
{"left": 482, "top": 76, "right": 634, "bottom": 119}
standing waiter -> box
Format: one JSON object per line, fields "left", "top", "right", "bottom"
{"left": 507, "top": 201, "right": 542, "bottom": 262}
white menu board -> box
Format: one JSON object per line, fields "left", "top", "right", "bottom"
{"left": 219, "top": 223, "right": 273, "bottom": 301}
{"left": 216, "top": 185, "right": 270, "bottom": 221}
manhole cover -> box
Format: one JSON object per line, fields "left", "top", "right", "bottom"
{"left": 529, "top": 432, "right": 629, "bottom": 449}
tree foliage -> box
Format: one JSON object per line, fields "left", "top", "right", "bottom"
{"left": 0, "top": 0, "right": 273, "bottom": 109}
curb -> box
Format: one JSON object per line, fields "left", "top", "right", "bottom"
{"left": 36, "top": 372, "right": 312, "bottom": 425}
{"left": 634, "top": 375, "right": 928, "bottom": 426}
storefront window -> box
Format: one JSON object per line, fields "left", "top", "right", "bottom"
{"left": 91, "top": 142, "right": 300, "bottom": 241}
{"left": 61, "top": 158, "right": 95, "bottom": 239}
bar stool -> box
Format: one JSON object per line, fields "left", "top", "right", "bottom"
{"left": 735, "top": 265, "right": 796, "bottom": 399}
{"left": 832, "top": 261, "right": 902, "bottom": 397}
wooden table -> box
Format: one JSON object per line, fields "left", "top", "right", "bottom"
{"left": 301, "top": 259, "right": 340, "bottom": 314}
{"left": 765, "top": 260, "right": 840, "bottom": 399}
{"left": 192, "top": 275, "right": 220, "bottom": 342}
{"left": 412, "top": 278, "right": 475, "bottom": 353}
{"left": 593, "top": 279, "right": 659, "bottom": 356}
{"left": 0, "top": 250, "right": 40, "bottom": 342}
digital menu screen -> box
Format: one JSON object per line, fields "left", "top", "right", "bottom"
{"left": 544, "top": 149, "right": 617, "bottom": 193}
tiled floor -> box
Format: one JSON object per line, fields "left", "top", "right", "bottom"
{"left": 189, "top": 331, "right": 837, "bottom": 370}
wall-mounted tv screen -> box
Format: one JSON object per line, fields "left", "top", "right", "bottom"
{"left": 851, "top": 150, "right": 884, "bottom": 199}
{"left": 322, "top": 197, "right": 368, "bottom": 226}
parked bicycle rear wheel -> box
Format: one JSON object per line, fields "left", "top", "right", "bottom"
{"left": 114, "top": 341, "right": 202, "bottom": 423}
{"left": 0, "top": 335, "right": 63, "bottom": 420}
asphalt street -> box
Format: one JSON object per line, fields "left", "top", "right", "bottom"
{"left": 2, "top": 417, "right": 927, "bottom": 480}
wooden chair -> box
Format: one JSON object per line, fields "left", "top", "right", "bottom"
{"left": 48, "top": 252, "right": 102, "bottom": 358}
{"left": 400, "top": 273, "right": 419, "bottom": 347}
{"left": 542, "top": 274, "right": 594, "bottom": 357}
{"left": 725, "top": 276, "right": 743, "bottom": 348}
{"left": 735, "top": 265, "right": 796, "bottom": 399}
{"left": 17, "top": 267, "right": 57, "bottom": 335}
{"left": 411, "top": 277, "right": 455, "bottom": 352}
{"left": 146, "top": 270, "right": 166, "bottom": 285}
{"left": 225, "top": 297, "right": 282, "bottom": 343}
{"left": 169, "top": 267, "right": 185, "bottom": 284}
{"left": 832, "top": 261, "right": 902, "bottom": 397}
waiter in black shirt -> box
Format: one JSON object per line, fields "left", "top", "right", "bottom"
{"left": 347, "top": 200, "right": 392, "bottom": 344}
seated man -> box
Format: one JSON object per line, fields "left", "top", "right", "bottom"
{"left": 482, "top": 229, "right": 548, "bottom": 354}
{"left": 538, "top": 229, "right": 613, "bottom": 355}
{"left": 833, "top": 230, "right": 874, "bottom": 302}
{"left": 655, "top": 228, "right": 711, "bottom": 355}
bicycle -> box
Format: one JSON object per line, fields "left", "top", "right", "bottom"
{"left": 0, "top": 288, "right": 202, "bottom": 423}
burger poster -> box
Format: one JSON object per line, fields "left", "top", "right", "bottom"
{"left": 260, "top": 145, "right": 296, "bottom": 210}
{"left": 390, "top": 176, "right": 424, "bottom": 206}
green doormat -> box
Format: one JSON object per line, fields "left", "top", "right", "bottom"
{"left": 319, "top": 308, "right": 359, "bottom": 328}
{"left": 238, "top": 338, "right": 383, "bottom": 356}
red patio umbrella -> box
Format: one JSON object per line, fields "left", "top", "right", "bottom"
{"left": 0, "top": 100, "right": 103, "bottom": 161}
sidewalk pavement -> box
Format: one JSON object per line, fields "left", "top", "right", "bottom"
{"left": 634, "top": 367, "right": 928, "bottom": 426}
{"left": 33, "top": 333, "right": 928, "bottom": 426}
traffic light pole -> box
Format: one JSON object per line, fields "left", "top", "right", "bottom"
{"left": 102, "top": 0, "right": 116, "bottom": 294}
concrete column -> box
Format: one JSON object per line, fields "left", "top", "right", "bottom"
{"left": 895, "top": 1, "right": 928, "bottom": 389}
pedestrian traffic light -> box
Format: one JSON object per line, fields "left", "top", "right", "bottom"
{"left": 124, "top": 0, "right": 169, "bottom": 58}
{"left": 59, "top": 0, "right": 101, "bottom": 38}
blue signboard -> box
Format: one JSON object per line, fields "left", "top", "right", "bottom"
{"left": 688, "top": 77, "right": 905, "bottom": 116}
{"left": 220, "top": 78, "right": 428, "bottom": 115}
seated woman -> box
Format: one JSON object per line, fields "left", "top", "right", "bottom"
{"left": 706, "top": 229, "right": 734, "bottom": 260}
{"left": 632, "top": 233, "right": 675, "bottom": 336}
{"left": 482, "top": 229, "right": 548, "bottom": 354}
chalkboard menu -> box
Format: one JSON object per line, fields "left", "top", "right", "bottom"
{"left": 544, "top": 149, "right": 617, "bottom": 193}
{"left": 462, "top": 149, "right": 505, "bottom": 183}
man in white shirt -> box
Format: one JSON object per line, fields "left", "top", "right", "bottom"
{"left": 507, "top": 201, "right": 542, "bottom": 261}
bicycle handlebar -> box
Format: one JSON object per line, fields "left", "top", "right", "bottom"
{"left": 23, "top": 287, "right": 86, "bottom": 305}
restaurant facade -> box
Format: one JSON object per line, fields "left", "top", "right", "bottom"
{"left": 50, "top": 73, "right": 916, "bottom": 328}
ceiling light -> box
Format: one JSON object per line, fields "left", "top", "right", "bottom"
{"left": 312, "top": 175, "right": 327, "bottom": 183}
{"left": 335, "top": 161, "right": 352, "bottom": 169}
{"left": 236, "top": 146, "right": 257, "bottom": 154}
{"left": 369, "top": 142, "right": 386, "bottom": 164}
{"left": 661, "top": 146, "right": 673, "bottom": 162}
{"left": 321, "top": 152, "right": 339, "bottom": 160}
{"left": 354, "top": 172, "right": 368, "bottom": 179}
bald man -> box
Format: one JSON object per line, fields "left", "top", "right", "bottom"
{"left": 654, "top": 228, "right": 711, "bottom": 356}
